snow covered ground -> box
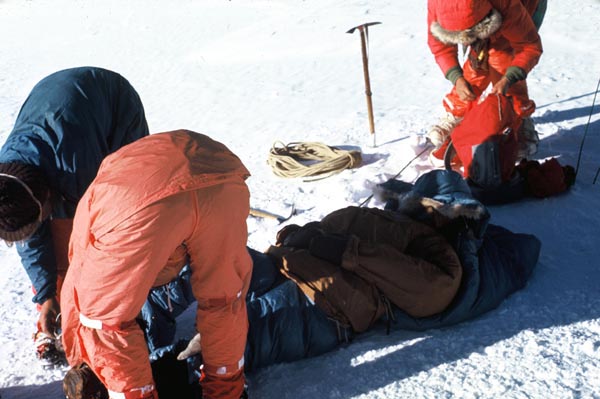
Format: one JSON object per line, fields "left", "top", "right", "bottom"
{"left": 1, "top": 0, "right": 599, "bottom": 398}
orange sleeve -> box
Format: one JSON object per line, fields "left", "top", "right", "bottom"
{"left": 427, "top": 0, "right": 461, "bottom": 76}
{"left": 492, "top": 0, "right": 543, "bottom": 73}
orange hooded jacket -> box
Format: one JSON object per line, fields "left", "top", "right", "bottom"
{"left": 427, "top": 0, "right": 542, "bottom": 77}
{"left": 61, "top": 130, "right": 252, "bottom": 399}
{"left": 427, "top": 0, "right": 543, "bottom": 118}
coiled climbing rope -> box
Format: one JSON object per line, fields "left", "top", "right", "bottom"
{"left": 267, "top": 141, "right": 362, "bottom": 180}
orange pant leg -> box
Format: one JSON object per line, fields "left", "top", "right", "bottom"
{"left": 63, "top": 180, "right": 250, "bottom": 398}
{"left": 33, "top": 218, "right": 73, "bottom": 313}
{"left": 185, "top": 181, "right": 252, "bottom": 399}
{"left": 60, "top": 262, "right": 83, "bottom": 366}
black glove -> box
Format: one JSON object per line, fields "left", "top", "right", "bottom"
{"left": 282, "top": 222, "right": 323, "bottom": 249}
{"left": 308, "top": 233, "right": 349, "bottom": 265}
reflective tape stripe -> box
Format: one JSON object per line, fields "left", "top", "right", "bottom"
{"left": 108, "top": 384, "right": 155, "bottom": 399}
{"left": 108, "top": 391, "right": 126, "bottom": 399}
{"left": 443, "top": 96, "right": 455, "bottom": 111}
{"left": 78, "top": 313, "right": 135, "bottom": 331}
{"left": 205, "top": 356, "right": 245, "bottom": 375}
{"left": 79, "top": 313, "right": 103, "bottom": 330}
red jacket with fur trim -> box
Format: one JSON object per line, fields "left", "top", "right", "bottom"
{"left": 427, "top": 0, "right": 542, "bottom": 78}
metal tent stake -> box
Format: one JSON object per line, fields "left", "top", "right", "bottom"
{"left": 347, "top": 22, "right": 381, "bottom": 147}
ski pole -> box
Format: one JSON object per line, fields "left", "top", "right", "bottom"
{"left": 574, "top": 76, "right": 600, "bottom": 181}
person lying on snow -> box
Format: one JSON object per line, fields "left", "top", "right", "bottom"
{"left": 63, "top": 169, "right": 542, "bottom": 399}
{"left": 0, "top": 67, "right": 149, "bottom": 366}
{"left": 158, "top": 173, "right": 530, "bottom": 399}
{"left": 164, "top": 170, "right": 542, "bottom": 399}
{"left": 426, "top": 0, "right": 547, "bottom": 164}
{"left": 258, "top": 169, "right": 541, "bottom": 337}
{"left": 177, "top": 171, "right": 540, "bottom": 391}
{"left": 60, "top": 130, "right": 252, "bottom": 399}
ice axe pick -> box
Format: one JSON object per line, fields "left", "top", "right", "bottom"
{"left": 347, "top": 21, "right": 381, "bottom": 147}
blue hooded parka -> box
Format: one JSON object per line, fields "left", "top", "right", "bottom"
{"left": 0, "top": 67, "right": 149, "bottom": 304}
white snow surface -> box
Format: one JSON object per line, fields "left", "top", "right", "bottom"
{"left": 1, "top": 1, "right": 599, "bottom": 398}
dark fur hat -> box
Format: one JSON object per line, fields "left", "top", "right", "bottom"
{"left": 431, "top": 8, "right": 502, "bottom": 45}
{"left": 0, "top": 162, "right": 50, "bottom": 242}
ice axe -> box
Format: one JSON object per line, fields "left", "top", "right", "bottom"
{"left": 347, "top": 21, "right": 381, "bottom": 147}
{"left": 249, "top": 205, "right": 296, "bottom": 224}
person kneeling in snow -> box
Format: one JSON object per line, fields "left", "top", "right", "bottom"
{"left": 0, "top": 67, "right": 149, "bottom": 366}
{"left": 60, "top": 130, "right": 252, "bottom": 399}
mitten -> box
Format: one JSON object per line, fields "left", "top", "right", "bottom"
{"left": 521, "top": 158, "right": 574, "bottom": 197}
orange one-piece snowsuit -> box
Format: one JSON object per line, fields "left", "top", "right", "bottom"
{"left": 60, "top": 130, "right": 252, "bottom": 399}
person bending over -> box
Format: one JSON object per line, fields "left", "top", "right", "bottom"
{"left": 0, "top": 67, "right": 149, "bottom": 365}
{"left": 61, "top": 130, "right": 252, "bottom": 399}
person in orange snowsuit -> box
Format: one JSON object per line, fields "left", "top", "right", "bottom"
{"left": 426, "top": 0, "right": 544, "bottom": 160}
{"left": 60, "top": 130, "right": 252, "bottom": 399}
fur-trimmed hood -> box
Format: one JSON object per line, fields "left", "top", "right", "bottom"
{"left": 374, "top": 169, "right": 489, "bottom": 233}
{"left": 430, "top": 9, "right": 502, "bottom": 45}
{"left": 392, "top": 190, "right": 487, "bottom": 222}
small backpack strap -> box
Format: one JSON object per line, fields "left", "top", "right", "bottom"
{"left": 443, "top": 140, "right": 457, "bottom": 171}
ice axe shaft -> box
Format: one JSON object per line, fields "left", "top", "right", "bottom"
{"left": 249, "top": 205, "right": 296, "bottom": 224}
{"left": 347, "top": 22, "right": 381, "bottom": 147}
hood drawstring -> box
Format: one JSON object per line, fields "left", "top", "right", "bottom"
{"left": 381, "top": 295, "right": 396, "bottom": 335}
{"left": 329, "top": 317, "right": 351, "bottom": 343}
{"left": 166, "top": 284, "right": 174, "bottom": 313}
{"left": 468, "top": 39, "right": 490, "bottom": 71}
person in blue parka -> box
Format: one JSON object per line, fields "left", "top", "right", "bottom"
{"left": 0, "top": 67, "right": 149, "bottom": 365}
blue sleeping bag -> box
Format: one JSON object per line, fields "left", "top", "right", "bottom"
{"left": 378, "top": 169, "right": 540, "bottom": 330}
{"left": 142, "top": 247, "right": 343, "bottom": 371}
{"left": 145, "top": 170, "right": 540, "bottom": 374}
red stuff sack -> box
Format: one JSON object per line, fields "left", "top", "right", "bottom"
{"left": 449, "top": 94, "right": 522, "bottom": 188}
